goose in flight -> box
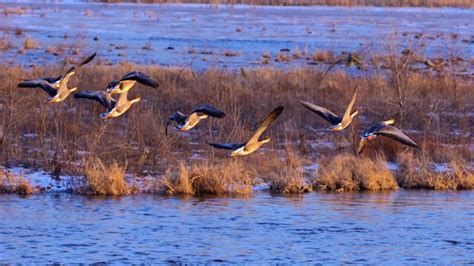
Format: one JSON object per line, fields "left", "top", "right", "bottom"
{"left": 299, "top": 87, "right": 359, "bottom": 131}
{"left": 208, "top": 106, "right": 284, "bottom": 156}
{"left": 17, "top": 53, "right": 96, "bottom": 103}
{"left": 105, "top": 71, "right": 159, "bottom": 94}
{"left": 357, "top": 119, "right": 419, "bottom": 154}
{"left": 166, "top": 104, "right": 226, "bottom": 135}
{"left": 74, "top": 90, "right": 140, "bottom": 119}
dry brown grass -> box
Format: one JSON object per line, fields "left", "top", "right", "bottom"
{"left": 74, "top": 157, "right": 137, "bottom": 195}
{"left": 396, "top": 152, "right": 474, "bottom": 190}
{"left": 314, "top": 154, "right": 399, "bottom": 192}
{"left": 96, "top": 0, "right": 474, "bottom": 8}
{"left": 269, "top": 146, "right": 312, "bottom": 193}
{"left": 0, "top": 169, "right": 34, "bottom": 195}
{"left": 156, "top": 160, "right": 253, "bottom": 196}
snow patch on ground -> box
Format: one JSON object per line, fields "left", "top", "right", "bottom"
{"left": 5, "top": 167, "right": 76, "bottom": 192}
{"left": 4, "top": 160, "right": 471, "bottom": 194}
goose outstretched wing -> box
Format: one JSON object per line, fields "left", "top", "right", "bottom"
{"left": 17, "top": 79, "right": 57, "bottom": 97}
{"left": 247, "top": 106, "right": 284, "bottom": 144}
{"left": 376, "top": 125, "right": 419, "bottom": 148}
{"left": 191, "top": 104, "right": 226, "bottom": 118}
{"left": 120, "top": 71, "right": 159, "bottom": 88}
{"left": 74, "top": 90, "right": 115, "bottom": 110}
{"left": 300, "top": 101, "right": 341, "bottom": 125}
{"left": 208, "top": 142, "right": 246, "bottom": 150}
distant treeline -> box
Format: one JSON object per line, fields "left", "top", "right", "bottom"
{"left": 94, "top": 0, "right": 473, "bottom": 8}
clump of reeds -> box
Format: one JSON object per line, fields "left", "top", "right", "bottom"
{"left": 24, "top": 36, "right": 39, "bottom": 49}
{"left": 269, "top": 147, "right": 312, "bottom": 193}
{"left": 15, "top": 27, "right": 23, "bottom": 36}
{"left": 292, "top": 49, "right": 303, "bottom": 59}
{"left": 260, "top": 52, "right": 272, "bottom": 64}
{"left": 276, "top": 52, "right": 291, "bottom": 63}
{"left": 45, "top": 45, "right": 68, "bottom": 56}
{"left": 269, "top": 166, "right": 312, "bottom": 193}
{"left": 396, "top": 152, "right": 474, "bottom": 190}
{"left": 312, "top": 50, "right": 333, "bottom": 62}
{"left": 0, "top": 35, "right": 13, "bottom": 50}
{"left": 223, "top": 50, "right": 239, "bottom": 57}
{"left": 157, "top": 160, "right": 253, "bottom": 196}
{"left": 74, "top": 157, "right": 136, "bottom": 196}
{"left": 3, "top": 7, "right": 25, "bottom": 15}
{"left": 0, "top": 170, "right": 34, "bottom": 195}
{"left": 314, "top": 154, "right": 398, "bottom": 192}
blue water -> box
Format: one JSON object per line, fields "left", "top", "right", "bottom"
{"left": 1, "top": 191, "right": 473, "bottom": 263}
{"left": 1, "top": 2, "right": 472, "bottom": 69}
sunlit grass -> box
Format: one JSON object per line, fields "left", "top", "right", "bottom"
{"left": 0, "top": 169, "right": 34, "bottom": 195}
{"left": 314, "top": 154, "right": 399, "bottom": 192}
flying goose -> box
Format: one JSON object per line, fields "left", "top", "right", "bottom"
{"left": 209, "top": 106, "right": 284, "bottom": 156}
{"left": 74, "top": 90, "right": 140, "bottom": 119}
{"left": 105, "top": 71, "right": 159, "bottom": 94}
{"left": 166, "top": 104, "right": 226, "bottom": 135}
{"left": 17, "top": 53, "right": 96, "bottom": 103}
{"left": 300, "top": 87, "right": 359, "bottom": 131}
{"left": 357, "top": 119, "right": 419, "bottom": 154}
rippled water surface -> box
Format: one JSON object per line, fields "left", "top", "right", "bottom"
{"left": 1, "top": 191, "right": 474, "bottom": 263}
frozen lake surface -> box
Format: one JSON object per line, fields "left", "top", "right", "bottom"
{"left": 1, "top": 2, "right": 473, "bottom": 69}
{"left": 1, "top": 191, "right": 474, "bottom": 263}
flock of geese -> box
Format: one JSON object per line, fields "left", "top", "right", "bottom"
{"left": 17, "top": 53, "right": 419, "bottom": 157}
